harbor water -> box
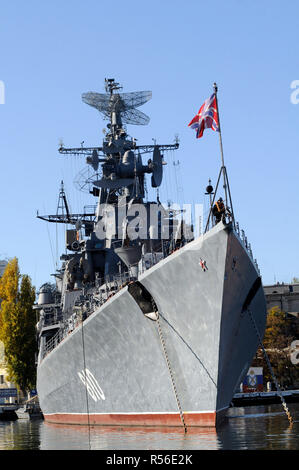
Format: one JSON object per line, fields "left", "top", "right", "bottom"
{"left": 0, "top": 403, "right": 298, "bottom": 451}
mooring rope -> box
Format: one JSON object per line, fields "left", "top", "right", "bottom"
{"left": 81, "top": 317, "right": 92, "bottom": 449}
{"left": 247, "top": 308, "right": 293, "bottom": 427}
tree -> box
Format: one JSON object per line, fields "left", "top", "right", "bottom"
{"left": 0, "top": 258, "right": 20, "bottom": 337}
{"left": 253, "top": 306, "right": 299, "bottom": 389}
{"left": 0, "top": 258, "right": 36, "bottom": 393}
{"left": 263, "top": 306, "right": 293, "bottom": 349}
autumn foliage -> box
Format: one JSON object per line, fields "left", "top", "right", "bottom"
{"left": 252, "top": 306, "right": 299, "bottom": 389}
{"left": 0, "top": 258, "right": 36, "bottom": 393}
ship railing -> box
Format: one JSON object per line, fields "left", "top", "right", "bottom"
{"left": 41, "top": 239, "right": 194, "bottom": 357}
{"left": 83, "top": 204, "right": 97, "bottom": 215}
{"left": 42, "top": 220, "right": 263, "bottom": 359}
{"left": 235, "top": 221, "right": 260, "bottom": 275}
{"left": 138, "top": 252, "right": 164, "bottom": 275}
{"left": 42, "top": 313, "right": 80, "bottom": 357}
{"left": 43, "top": 312, "right": 63, "bottom": 327}
{"left": 43, "top": 329, "right": 63, "bottom": 358}
{"left": 138, "top": 237, "right": 192, "bottom": 276}
{"left": 204, "top": 213, "right": 260, "bottom": 274}
{"left": 40, "top": 305, "right": 63, "bottom": 328}
{"left": 96, "top": 271, "right": 135, "bottom": 303}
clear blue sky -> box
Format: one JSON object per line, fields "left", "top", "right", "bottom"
{"left": 1, "top": 0, "right": 299, "bottom": 290}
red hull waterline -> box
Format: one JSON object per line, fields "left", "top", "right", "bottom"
{"left": 44, "top": 409, "right": 227, "bottom": 427}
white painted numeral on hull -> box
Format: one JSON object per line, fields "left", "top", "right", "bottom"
{"left": 78, "top": 368, "right": 106, "bottom": 402}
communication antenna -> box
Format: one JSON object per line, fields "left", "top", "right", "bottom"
{"left": 105, "top": 78, "right": 123, "bottom": 94}
{"left": 151, "top": 146, "right": 163, "bottom": 188}
{"left": 86, "top": 149, "right": 99, "bottom": 171}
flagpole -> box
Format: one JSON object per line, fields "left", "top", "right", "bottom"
{"left": 213, "top": 82, "right": 228, "bottom": 205}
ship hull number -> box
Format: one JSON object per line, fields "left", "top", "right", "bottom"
{"left": 78, "top": 368, "right": 106, "bottom": 402}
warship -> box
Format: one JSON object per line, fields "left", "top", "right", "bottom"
{"left": 35, "top": 79, "right": 267, "bottom": 428}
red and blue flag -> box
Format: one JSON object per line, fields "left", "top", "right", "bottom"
{"left": 188, "top": 93, "right": 219, "bottom": 138}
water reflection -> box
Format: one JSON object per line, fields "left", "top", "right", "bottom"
{"left": 0, "top": 420, "right": 41, "bottom": 450}
{"left": 223, "top": 404, "right": 298, "bottom": 450}
{"left": 0, "top": 403, "right": 298, "bottom": 450}
{"left": 40, "top": 422, "right": 219, "bottom": 450}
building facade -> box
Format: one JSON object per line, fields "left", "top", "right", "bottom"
{"left": 264, "top": 283, "right": 299, "bottom": 318}
{"left": 0, "top": 260, "right": 7, "bottom": 278}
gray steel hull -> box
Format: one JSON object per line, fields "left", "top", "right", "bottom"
{"left": 37, "top": 222, "right": 267, "bottom": 427}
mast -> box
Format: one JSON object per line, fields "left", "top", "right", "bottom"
{"left": 204, "top": 84, "right": 236, "bottom": 232}
{"left": 38, "top": 79, "right": 180, "bottom": 266}
{"left": 213, "top": 82, "right": 228, "bottom": 205}
{"left": 56, "top": 180, "right": 71, "bottom": 223}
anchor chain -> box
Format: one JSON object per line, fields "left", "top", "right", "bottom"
{"left": 247, "top": 307, "right": 293, "bottom": 427}
{"left": 151, "top": 299, "right": 187, "bottom": 433}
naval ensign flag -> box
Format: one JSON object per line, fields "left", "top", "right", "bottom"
{"left": 188, "top": 93, "right": 219, "bottom": 138}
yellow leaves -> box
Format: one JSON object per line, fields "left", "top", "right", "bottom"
{"left": 0, "top": 258, "right": 20, "bottom": 303}
{"left": 264, "top": 306, "right": 295, "bottom": 350}
{"left": 0, "top": 258, "right": 20, "bottom": 342}
{"left": 0, "top": 257, "right": 37, "bottom": 391}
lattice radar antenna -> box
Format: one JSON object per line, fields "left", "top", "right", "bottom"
{"left": 74, "top": 166, "right": 102, "bottom": 194}
{"left": 81, "top": 89, "right": 152, "bottom": 126}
